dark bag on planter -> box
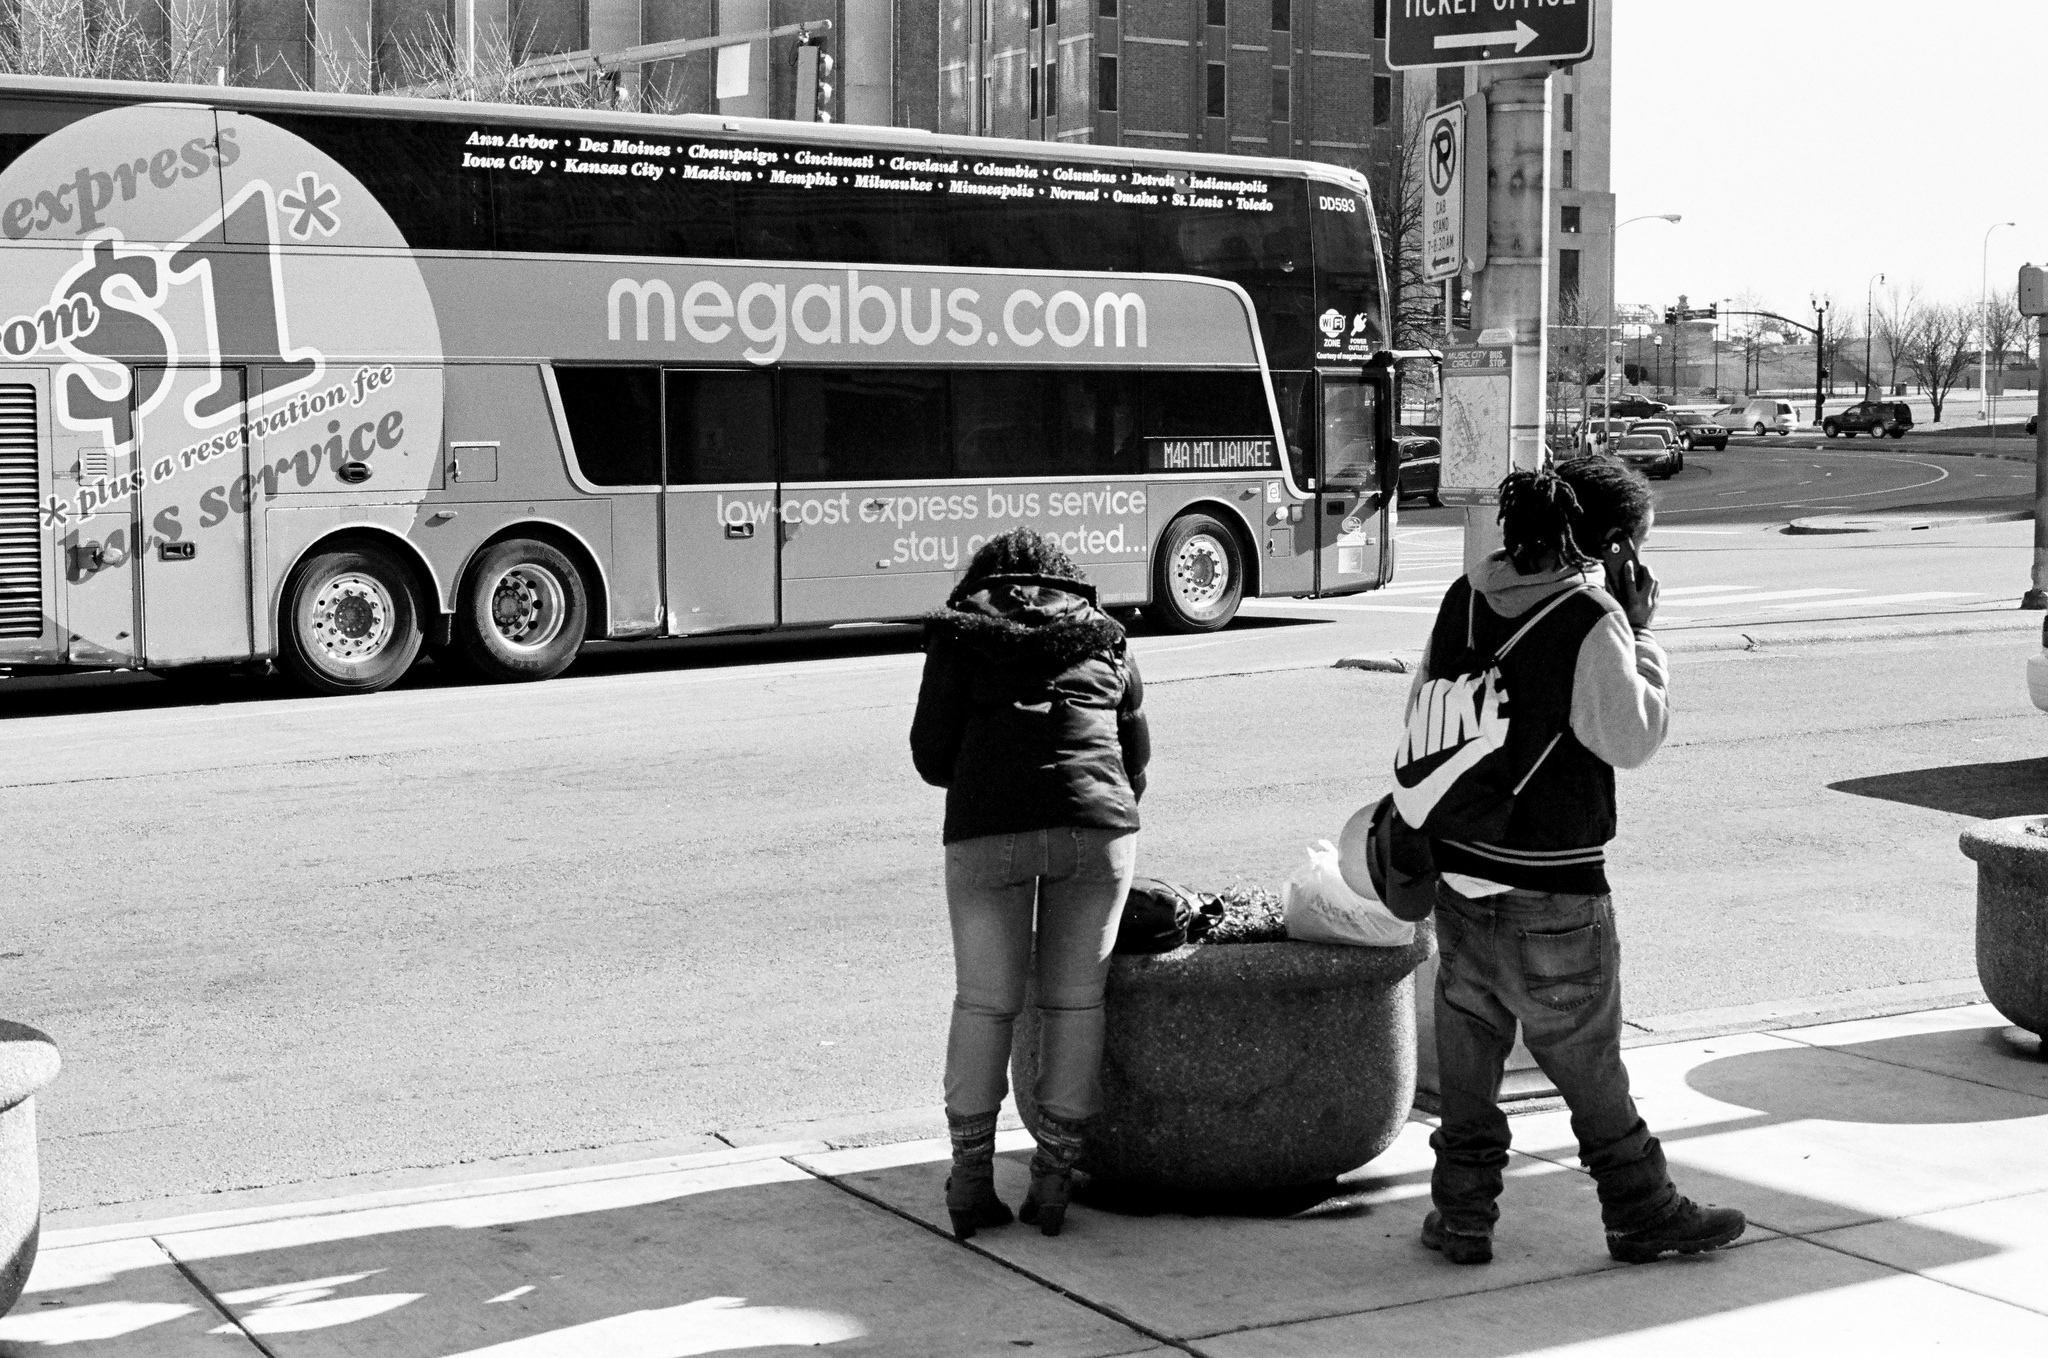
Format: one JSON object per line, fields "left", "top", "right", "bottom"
{"left": 1340, "top": 794, "right": 1440, "bottom": 923}
{"left": 1115, "top": 878, "right": 1205, "bottom": 954}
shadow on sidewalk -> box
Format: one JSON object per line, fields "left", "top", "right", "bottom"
{"left": 1829, "top": 758, "right": 2048, "bottom": 820}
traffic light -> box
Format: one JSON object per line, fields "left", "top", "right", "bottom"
{"left": 1663, "top": 307, "right": 1678, "bottom": 325}
{"left": 794, "top": 33, "right": 834, "bottom": 122}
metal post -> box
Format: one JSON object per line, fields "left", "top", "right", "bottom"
{"left": 1463, "top": 63, "right": 1552, "bottom": 577}
{"left": 2026, "top": 311, "right": 2048, "bottom": 610}
{"left": 1984, "top": 222, "right": 2016, "bottom": 421}
{"left": 1813, "top": 300, "right": 1827, "bottom": 427}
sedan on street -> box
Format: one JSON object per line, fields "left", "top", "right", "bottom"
{"left": 1611, "top": 432, "right": 1678, "bottom": 480}
{"left": 1625, "top": 419, "right": 1687, "bottom": 472}
{"left": 1397, "top": 434, "right": 1442, "bottom": 506}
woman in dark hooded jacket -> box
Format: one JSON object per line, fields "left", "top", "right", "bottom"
{"left": 910, "top": 529, "right": 1150, "bottom": 1241}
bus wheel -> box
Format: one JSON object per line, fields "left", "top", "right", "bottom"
{"left": 281, "top": 543, "right": 424, "bottom": 695}
{"left": 456, "top": 540, "right": 588, "bottom": 682}
{"left": 1145, "top": 513, "right": 1243, "bottom": 633}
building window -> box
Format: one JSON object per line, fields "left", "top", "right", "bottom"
{"left": 1207, "top": 0, "right": 1227, "bottom": 26}
{"left": 1374, "top": 0, "right": 1388, "bottom": 40}
{"left": 1207, "top": 62, "right": 1226, "bottom": 118}
{"left": 1435, "top": 66, "right": 1463, "bottom": 108}
{"left": 1272, "top": 67, "right": 1290, "bottom": 122}
{"left": 1561, "top": 205, "right": 1581, "bottom": 233}
{"left": 1026, "top": 0, "right": 1039, "bottom": 28}
{"left": 1373, "top": 75, "right": 1390, "bottom": 126}
{"left": 1046, "top": 62, "right": 1058, "bottom": 118}
{"left": 1559, "top": 249, "right": 1582, "bottom": 309}
{"left": 1100, "top": 0, "right": 1116, "bottom": 14}
{"left": 1562, "top": 150, "right": 1574, "bottom": 188}
{"left": 1099, "top": 55, "right": 1118, "bottom": 111}
{"left": 1563, "top": 92, "right": 1574, "bottom": 133}
{"left": 1272, "top": 0, "right": 1290, "bottom": 31}
{"left": 1029, "top": 61, "right": 1040, "bottom": 119}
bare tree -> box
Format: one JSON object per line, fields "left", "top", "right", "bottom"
{"left": 1871, "top": 281, "right": 1922, "bottom": 396}
{"left": 1, "top": 0, "right": 232, "bottom": 83}
{"left": 1901, "top": 301, "right": 1975, "bottom": 422}
{"left": 1981, "top": 285, "right": 2029, "bottom": 409}
{"left": 1367, "top": 99, "right": 1447, "bottom": 351}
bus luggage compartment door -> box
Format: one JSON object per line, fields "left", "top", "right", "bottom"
{"left": 135, "top": 366, "right": 254, "bottom": 666}
{"left": 1316, "top": 373, "right": 1387, "bottom": 595}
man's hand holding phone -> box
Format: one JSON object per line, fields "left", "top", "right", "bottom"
{"left": 1604, "top": 536, "right": 1659, "bottom": 631}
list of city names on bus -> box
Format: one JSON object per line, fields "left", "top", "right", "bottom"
{"left": 456, "top": 127, "right": 1283, "bottom": 215}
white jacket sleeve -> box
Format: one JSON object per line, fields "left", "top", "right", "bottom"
{"left": 1568, "top": 611, "right": 1669, "bottom": 769}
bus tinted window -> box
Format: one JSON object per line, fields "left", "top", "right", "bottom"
{"left": 556, "top": 367, "right": 661, "bottom": 486}
{"left": 735, "top": 180, "right": 946, "bottom": 266}
{"left": 260, "top": 113, "right": 493, "bottom": 250}
{"left": 949, "top": 195, "right": 1144, "bottom": 274}
{"left": 496, "top": 164, "right": 737, "bottom": 258}
{"left": 1049, "top": 372, "right": 1142, "bottom": 476}
{"left": 952, "top": 370, "right": 1054, "bottom": 478}
{"left": 1311, "top": 185, "right": 1385, "bottom": 362}
{"left": 665, "top": 370, "right": 776, "bottom": 485}
{"left": 1146, "top": 181, "right": 1315, "bottom": 369}
{"left": 1271, "top": 372, "right": 1314, "bottom": 487}
{"left": 0, "top": 98, "right": 116, "bottom": 181}
{"left": 783, "top": 370, "right": 950, "bottom": 483}
{"left": 1142, "top": 371, "right": 1272, "bottom": 439}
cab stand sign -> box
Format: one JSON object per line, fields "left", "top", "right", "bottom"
{"left": 1385, "top": 1, "right": 1597, "bottom": 70}
{"left": 1438, "top": 344, "right": 1512, "bottom": 506}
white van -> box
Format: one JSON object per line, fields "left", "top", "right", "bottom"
{"left": 1731, "top": 398, "right": 1799, "bottom": 436}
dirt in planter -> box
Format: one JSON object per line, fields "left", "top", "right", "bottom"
{"left": 1188, "top": 884, "right": 1288, "bottom": 946}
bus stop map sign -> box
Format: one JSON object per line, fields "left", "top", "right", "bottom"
{"left": 1439, "top": 344, "right": 1511, "bottom": 505}
{"left": 1385, "top": 1, "right": 1596, "bottom": 71}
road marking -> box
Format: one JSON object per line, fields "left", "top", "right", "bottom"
{"left": 1682, "top": 588, "right": 1860, "bottom": 604}
{"left": 1759, "top": 590, "right": 1979, "bottom": 612}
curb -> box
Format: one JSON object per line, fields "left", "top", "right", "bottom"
{"left": 1660, "top": 610, "right": 2039, "bottom": 652}
{"left": 1786, "top": 509, "right": 2032, "bottom": 534}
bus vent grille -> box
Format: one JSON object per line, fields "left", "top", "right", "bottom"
{"left": 0, "top": 385, "right": 45, "bottom": 639}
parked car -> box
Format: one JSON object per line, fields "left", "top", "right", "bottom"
{"left": 1731, "top": 397, "right": 1799, "bottom": 436}
{"left": 1611, "top": 432, "right": 1678, "bottom": 479}
{"left": 1823, "top": 401, "right": 1913, "bottom": 439}
{"left": 1668, "top": 410, "right": 1729, "bottom": 452}
{"left": 1396, "top": 434, "right": 1442, "bottom": 506}
{"left": 1576, "top": 418, "right": 1631, "bottom": 453}
{"left": 1589, "top": 394, "right": 1670, "bottom": 421}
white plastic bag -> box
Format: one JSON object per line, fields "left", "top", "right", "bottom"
{"left": 1282, "top": 840, "right": 1417, "bottom": 947}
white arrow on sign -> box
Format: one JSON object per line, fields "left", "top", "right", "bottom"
{"left": 1434, "top": 20, "right": 1538, "bottom": 53}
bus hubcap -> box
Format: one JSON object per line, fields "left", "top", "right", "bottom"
{"left": 310, "top": 573, "right": 393, "bottom": 663}
{"left": 489, "top": 566, "right": 566, "bottom": 651}
{"left": 1171, "top": 535, "right": 1229, "bottom": 613}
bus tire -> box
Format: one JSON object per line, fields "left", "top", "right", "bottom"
{"left": 456, "top": 539, "right": 588, "bottom": 683}
{"left": 280, "top": 543, "right": 425, "bottom": 696}
{"left": 1145, "top": 512, "right": 1244, "bottom": 634}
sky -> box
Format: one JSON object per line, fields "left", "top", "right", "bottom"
{"left": 1609, "top": 0, "right": 2048, "bottom": 328}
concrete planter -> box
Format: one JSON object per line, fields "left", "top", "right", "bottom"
{"left": 1961, "top": 817, "right": 2048, "bottom": 1037}
{"left": 1011, "top": 924, "right": 1432, "bottom": 1195}
{"left": 0, "top": 1021, "right": 60, "bottom": 1320}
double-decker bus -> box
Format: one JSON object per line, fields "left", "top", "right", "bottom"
{"left": 0, "top": 73, "right": 1401, "bottom": 694}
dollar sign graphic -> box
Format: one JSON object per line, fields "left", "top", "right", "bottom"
{"left": 60, "top": 239, "right": 169, "bottom": 451}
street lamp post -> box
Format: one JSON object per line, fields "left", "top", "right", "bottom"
{"left": 1810, "top": 295, "right": 1831, "bottom": 427}
{"left": 1604, "top": 213, "right": 1681, "bottom": 414}
{"left": 1983, "top": 221, "right": 2016, "bottom": 420}
{"left": 1865, "top": 271, "right": 1885, "bottom": 400}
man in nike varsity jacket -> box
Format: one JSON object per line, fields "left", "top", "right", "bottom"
{"left": 1411, "top": 461, "right": 1748, "bottom": 1268}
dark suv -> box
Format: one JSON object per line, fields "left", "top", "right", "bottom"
{"left": 1823, "top": 401, "right": 1913, "bottom": 439}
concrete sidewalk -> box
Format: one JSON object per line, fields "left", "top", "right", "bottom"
{"left": 5, "top": 1004, "right": 2045, "bottom": 1357}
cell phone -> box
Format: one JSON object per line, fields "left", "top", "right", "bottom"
{"left": 1603, "top": 534, "right": 1640, "bottom": 593}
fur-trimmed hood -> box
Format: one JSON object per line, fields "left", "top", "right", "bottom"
{"left": 926, "top": 573, "right": 1127, "bottom": 670}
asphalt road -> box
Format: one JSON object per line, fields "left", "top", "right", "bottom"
{"left": 5, "top": 451, "right": 2044, "bottom": 1216}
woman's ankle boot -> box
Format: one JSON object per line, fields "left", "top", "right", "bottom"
{"left": 945, "top": 1111, "right": 1012, "bottom": 1240}
{"left": 1018, "top": 1112, "right": 1089, "bottom": 1237}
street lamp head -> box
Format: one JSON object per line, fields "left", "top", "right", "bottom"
{"left": 1658, "top": 214, "right": 1682, "bottom": 223}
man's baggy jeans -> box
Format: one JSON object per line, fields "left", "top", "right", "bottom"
{"left": 943, "top": 828, "right": 1137, "bottom": 1123}
{"left": 1430, "top": 883, "right": 1678, "bottom": 1238}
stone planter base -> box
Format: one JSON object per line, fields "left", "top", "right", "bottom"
{"left": 1961, "top": 817, "right": 2048, "bottom": 1038}
{"left": 0, "top": 1021, "right": 60, "bottom": 1320}
{"left": 1012, "top": 926, "right": 1431, "bottom": 1196}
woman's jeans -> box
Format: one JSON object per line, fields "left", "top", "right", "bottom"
{"left": 944, "top": 828, "right": 1137, "bottom": 1123}
{"left": 1430, "top": 884, "right": 1678, "bottom": 1237}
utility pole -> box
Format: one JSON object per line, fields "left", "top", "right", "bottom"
{"left": 1461, "top": 60, "right": 1554, "bottom": 575}
{"left": 2020, "top": 264, "right": 2048, "bottom": 609}
{"left": 1811, "top": 297, "right": 1831, "bottom": 426}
